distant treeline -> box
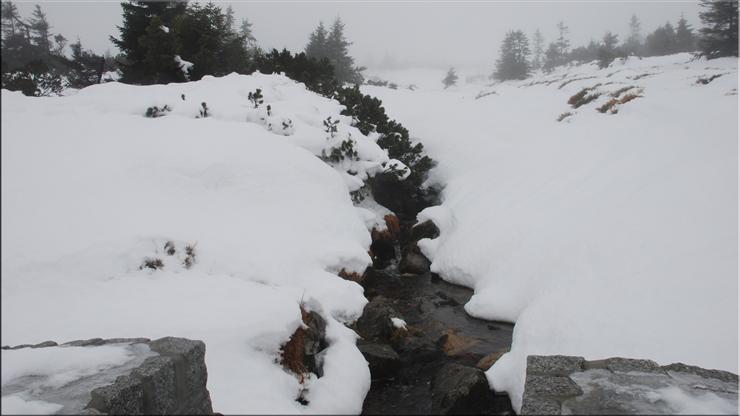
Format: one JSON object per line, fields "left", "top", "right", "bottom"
{"left": 493, "top": 1, "right": 738, "bottom": 81}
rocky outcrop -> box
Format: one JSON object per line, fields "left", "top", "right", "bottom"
{"left": 521, "top": 355, "right": 739, "bottom": 415}
{"left": 3, "top": 337, "right": 213, "bottom": 415}
{"left": 358, "top": 342, "right": 401, "bottom": 380}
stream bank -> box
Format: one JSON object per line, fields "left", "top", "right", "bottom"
{"left": 355, "top": 175, "right": 515, "bottom": 415}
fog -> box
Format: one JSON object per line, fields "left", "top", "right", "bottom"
{"left": 15, "top": 1, "right": 702, "bottom": 71}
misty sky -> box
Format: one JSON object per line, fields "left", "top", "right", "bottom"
{"left": 14, "top": 1, "right": 702, "bottom": 71}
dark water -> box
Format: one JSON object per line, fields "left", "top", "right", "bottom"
{"left": 360, "top": 266, "right": 514, "bottom": 415}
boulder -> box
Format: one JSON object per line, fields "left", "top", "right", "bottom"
{"left": 431, "top": 363, "right": 493, "bottom": 414}
{"left": 358, "top": 343, "right": 401, "bottom": 379}
{"left": 411, "top": 220, "right": 440, "bottom": 241}
{"left": 355, "top": 298, "right": 401, "bottom": 342}
{"left": 436, "top": 329, "right": 479, "bottom": 356}
{"left": 399, "top": 252, "right": 431, "bottom": 274}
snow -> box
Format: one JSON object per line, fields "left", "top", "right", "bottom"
{"left": 1, "top": 395, "right": 62, "bottom": 415}
{"left": 363, "top": 53, "right": 738, "bottom": 412}
{"left": 390, "top": 317, "right": 407, "bottom": 330}
{"left": 0, "top": 72, "right": 410, "bottom": 413}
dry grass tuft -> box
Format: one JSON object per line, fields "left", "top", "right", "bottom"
{"left": 338, "top": 269, "right": 365, "bottom": 283}
{"left": 557, "top": 112, "right": 573, "bottom": 122}
{"left": 280, "top": 306, "right": 310, "bottom": 383}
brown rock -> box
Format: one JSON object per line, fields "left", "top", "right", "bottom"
{"left": 436, "top": 329, "right": 479, "bottom": 356}
{"left": 476, "top": 350, "right": 508, "bottom": 371}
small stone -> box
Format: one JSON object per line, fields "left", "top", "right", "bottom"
{"left": 356, "top": 298, "right": 401, "bottom": 342}
{"left": 410, "top": 220, "right": 440, "bottom": 241}
{"left": 436, "top": 329, "right": 479, "bottom": 356}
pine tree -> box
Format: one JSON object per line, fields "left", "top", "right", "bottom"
{"left": 675, "top": 14, "right": 696, "bottom": 52}
{"left": 623, "top": 14, "right": 643, "bottom": 56}
{"left": 1, "top": 0, "right": 20, "bottom": 38}
{"left": 542, "top": 42, "right": 560, "bottom": 72}
{"left": 531, "top": 29, "right": 544, "bottom": 70}
{"left": 442, "top": 67, "right": 457, "bottom": 88}
{"left": 494, "top": 30, "right": 531, "bottom": 81}
{"left": 139, "top": 15, "right": 184, "bottom": 84}
{"left": 239, "top": 18, "right": 256, "bottom": 50}
{"left": 698, "top": 0, "right": 738, "bottom": 58}
{"left": 597, "top": 31, "right": 620, "bottom": 68}
{"left": 325, "top": 17, "right": 363, "bottom": 84}
{"left": 305, "top": 21, "right": 328, "bottom": 59}
{"left": 110, "top": 0, "right": 186, "bottom": 84}
{"left": 68, "top": 38, "right": 104, "bottom": 88}
{"left": 646, "top": 22, "right": 678, "bottom": 56}
{"left": 52, "top": 33, "right": 66, "bottom": 56}
{"left": 29, "top": 4, "right": 50, "bottom": 52}
{"left": 556, "top": 21, "right": 570, "bottom": 57}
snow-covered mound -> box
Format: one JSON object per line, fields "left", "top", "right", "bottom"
{"left": 0, "top": 72, "right": 407, "bottom": 413}
{"left": 363, "top": 53, "right": 738, "bottom": 412}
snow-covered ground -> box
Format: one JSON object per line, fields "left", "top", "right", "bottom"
{"left": 363, "top": 53, "right": 738, "bottom": 412}
{"left": 1, "top": 72, "right": 409, "bottom": 413}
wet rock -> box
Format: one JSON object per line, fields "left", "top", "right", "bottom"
{"left": 358, "top": 343, "right": 401, "bottom": 379}
{"left": 356, "top": 298, "right": 401, "bottom": 342}
{"left": 431, "top": 363, "right": 492, "bottom": 414}
{"left": 436, "top": 329, "right": 479, "bottom": 356}
{"left": 433, "top": 291, "right": 460, "bottom": 307}
{"left": 411, "top": 220, "right": 440, "bottom": 241}
{"left": 399, "top": 252, "right": 431, "bottom": 274}
{"left": 476, "top": 351, "right": 508, "bottom": 371}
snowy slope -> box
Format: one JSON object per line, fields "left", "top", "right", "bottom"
{"left": 363, "top": 53, "right": 738, "bottom": 412}
{"left": 0, "top": 72, "right": 407, "bottom": 413}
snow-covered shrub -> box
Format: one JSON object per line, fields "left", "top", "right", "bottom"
{"left": 183, "top": 243, "right": 196, "bottom": 269}
{"left": 557, "top": 111, "right": 573, "bottom": 122}
{"left": 321, "top": 135, "right": 359, "bottom": 164}
{"left": 568, "top": 87, "right": 601, "bottom": 108}
{"left": 140, "top": 257, "right": 164, "bottom": 270}
{"left": 198, "top": 102, "right": 210, "bottom": 118}
{"left": 248, "top": 88, "right": 264, "bottom": 108}
{"left": 323, "top": 116, "right": 340, "bottom": 138}
{"left": 145, "top": 105, "right": 171, "bottom": 118}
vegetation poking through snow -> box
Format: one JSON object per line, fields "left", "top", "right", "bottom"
{"left": 248, "top": 88, "right": 264, "bottom": 108}
{"left": 696, "top": 73, "right": 724, "bottom": 85}
{"left": 321, "top": 135, "right": 359, "bottom": 164}
{"left": 145, "top": 105, "right": 171, "bottom": 118}
{"left": 198, "top": 102, "right": 210, "bottom": 118}
{"left": 557, "top": 111, "right": 574, "bottom": 122}
{"left": 141, "top": 257, "right": 164, "bottom": 270}
{"left": 323, "top": 116, "right": 340, "bottom": 138}
{"left": 568, "top": 87, "right": 602, "bottom": 108}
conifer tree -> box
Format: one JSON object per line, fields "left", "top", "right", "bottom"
{"left": 110, "top": 0, "right": 186, "bottom": 84}
{"left": 494, "top": 30, "right": 531, "bottom": 81}
{"left": 317, "top": 17, "right": 363, "bottom": 84}
{"left": 139, "top": 15, "right": 184, "bottom": 84}
{"left": 305, "top": 21, "right": 328, "bottom": 59}
{"left": 531, "top": 29, "right": 544, "bottom": 70}
{"left": 442, "top": 67, "right": 457, "bottom": 88}
{"left": 698, "top": 0, "right": 738, "bottom": 58}
{"left": 597, "top": 31, "right": 620, "bottom": 68}
{"left": 239, "top": 18, "right": 256, "bottom": 50}
{"left": 29, "top": 5, "right": 50, "bottom": 52}
{"left": 623, "top": 14, "right": 643, "bottom": 56}
{"left": 556, "top": 21, "right": 570, "bottom": 57}
{"left": 542, "top": 42, "right": 560, "bottom": 72}
{"left": 646, "top": 22, "right": 678, "bottom": 56}
{"left": 675, "top": 14, "right": 696, "bottom": 52}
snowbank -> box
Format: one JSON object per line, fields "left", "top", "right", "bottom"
{"left": 364, "top": 53, "right": 738, "bottom": 412}
{"left": 0, "top": 72, "right": 402, "bottom": 413}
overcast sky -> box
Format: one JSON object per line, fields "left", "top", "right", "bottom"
{"left": 14, "top": 1, "right": 702, "bottom": 71}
